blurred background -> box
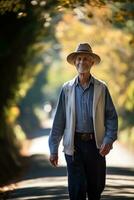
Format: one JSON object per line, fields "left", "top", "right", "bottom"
{"left": 0, "top": 0, "right": 134, "bottom": 199}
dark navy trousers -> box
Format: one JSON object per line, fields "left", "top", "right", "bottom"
{"left": 65, "top": 137, "right": 106, "bottom": 200}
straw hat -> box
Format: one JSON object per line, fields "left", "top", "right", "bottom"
{"left": 67, "top": 43, "right": 101, "bottom": 65}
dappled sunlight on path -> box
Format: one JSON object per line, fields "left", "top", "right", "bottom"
{"left": 7, "top": 154, "right": 68, "bottom": 200}
{"left": 6, "top": 121, "right": 134, "bottom": 200}
{"left": 27, "top": 118, "right": 134, "bottom": 167}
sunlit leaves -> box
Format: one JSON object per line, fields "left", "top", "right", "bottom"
{"left": 125, "top": 81, "right": 134, "bottom": 111}
{"left": 0, "top": 0, "right": 25, "bottom": 14}
{"left": 0, "top": 0, "right": 134, "bottom": 129}
{"left": 45, "top": 11, "right": 134, "bottom": 129}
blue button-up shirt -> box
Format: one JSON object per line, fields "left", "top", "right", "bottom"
{"left": 50, "top": 75, "right": 118, "bottom": 154}
{"left": 75, "top": 76, "right": 94, "bottom": 133}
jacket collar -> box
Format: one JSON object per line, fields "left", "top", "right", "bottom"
{"left": 75, "top": 75, "right": 94, "bottom": 86}
{"left": 69, "top": 74, "right": 101, "bottom": 87}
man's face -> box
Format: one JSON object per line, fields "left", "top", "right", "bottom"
{"left": 74, "top": 54, "right": 94, "bottom": 73}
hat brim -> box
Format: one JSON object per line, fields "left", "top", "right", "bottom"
{"left": 67, "top": 51, "right": 101, "bottom": 65}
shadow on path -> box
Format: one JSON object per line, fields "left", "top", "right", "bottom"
{"left": 4, "top": 127, "right": 134, "bottom": 199}
{"left": 6, "top": 153, "right": 134, "bottom": 200}
{"left": 107, "top": 167, "right": 134, "bottom": 176}
{"left": 102, "top": 167, "right": 134, "bottom": 200}
{"left": 6, "top": 154, "right": 68, "bottom": 200}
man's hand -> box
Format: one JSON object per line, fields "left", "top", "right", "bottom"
{"left": 99, "top": 143, "right": 112, "bottom": 157}
{"left": 49, "top": 154, "right": 58, "bottom": 167}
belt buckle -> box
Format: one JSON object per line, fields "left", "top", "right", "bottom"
{"left": 81, "top": 133, "right": 89, "bottom": 141}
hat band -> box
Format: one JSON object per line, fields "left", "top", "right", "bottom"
{"left": 77, "top": 49, "right": 92, "bottom": 53}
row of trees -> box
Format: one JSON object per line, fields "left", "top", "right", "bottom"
{"left": 0, "top": 0, "right": 61, "bottom": 185}
{"left": 0, "top": 0, "right": 134, "bottom": 185}
{"left": 44, "top": 1, "right": 134, "bottom": 129}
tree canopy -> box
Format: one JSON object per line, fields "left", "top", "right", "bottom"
{"left": 0, "top": 0, "right": 134, "bottom": 184}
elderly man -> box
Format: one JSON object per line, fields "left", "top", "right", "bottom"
{"left": 49, "top": 43, "right": 118, "bottom": 200}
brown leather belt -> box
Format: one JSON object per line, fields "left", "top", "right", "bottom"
{"left": 75, "top": 132, "right": 94, "bottom": 141}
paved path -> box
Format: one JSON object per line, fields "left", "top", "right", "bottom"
{"left": 5, "top": 127, "right": 134, "bottom": 200}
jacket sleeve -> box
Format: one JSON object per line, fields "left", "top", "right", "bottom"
{"left": 103, "top": 86, "right": 118, "bottom": 145}
{"left": 48, "top": 87, "right": 66, "bottom": 155}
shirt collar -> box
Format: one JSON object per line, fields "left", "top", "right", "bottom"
{"left": 75, "top": 75, "right": 94, "bottom": 87}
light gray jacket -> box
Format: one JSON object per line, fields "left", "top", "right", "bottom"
{"left": 49, "top": 75, "right": 118, "bottom": 155}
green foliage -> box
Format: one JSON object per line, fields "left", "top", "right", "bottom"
{"left": 0, "top": 0, "right": 25, "bottom": 14}
{"left": 0, "top": 0, "right": 133, "bottom": 129}
{"left": 0, "top": 0, "right": 134, "bottom": 184}
{"left": 125, "top": 81, "right": 134, "bottom": 111}
{"left": 0, "top": 0, "right": 57, "bottom": 184}
{"left": 44, "top": 10, "right": 134, "bottom": 130}
{"left": 108, "top": 1, "right": 134, "bottom": 34}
